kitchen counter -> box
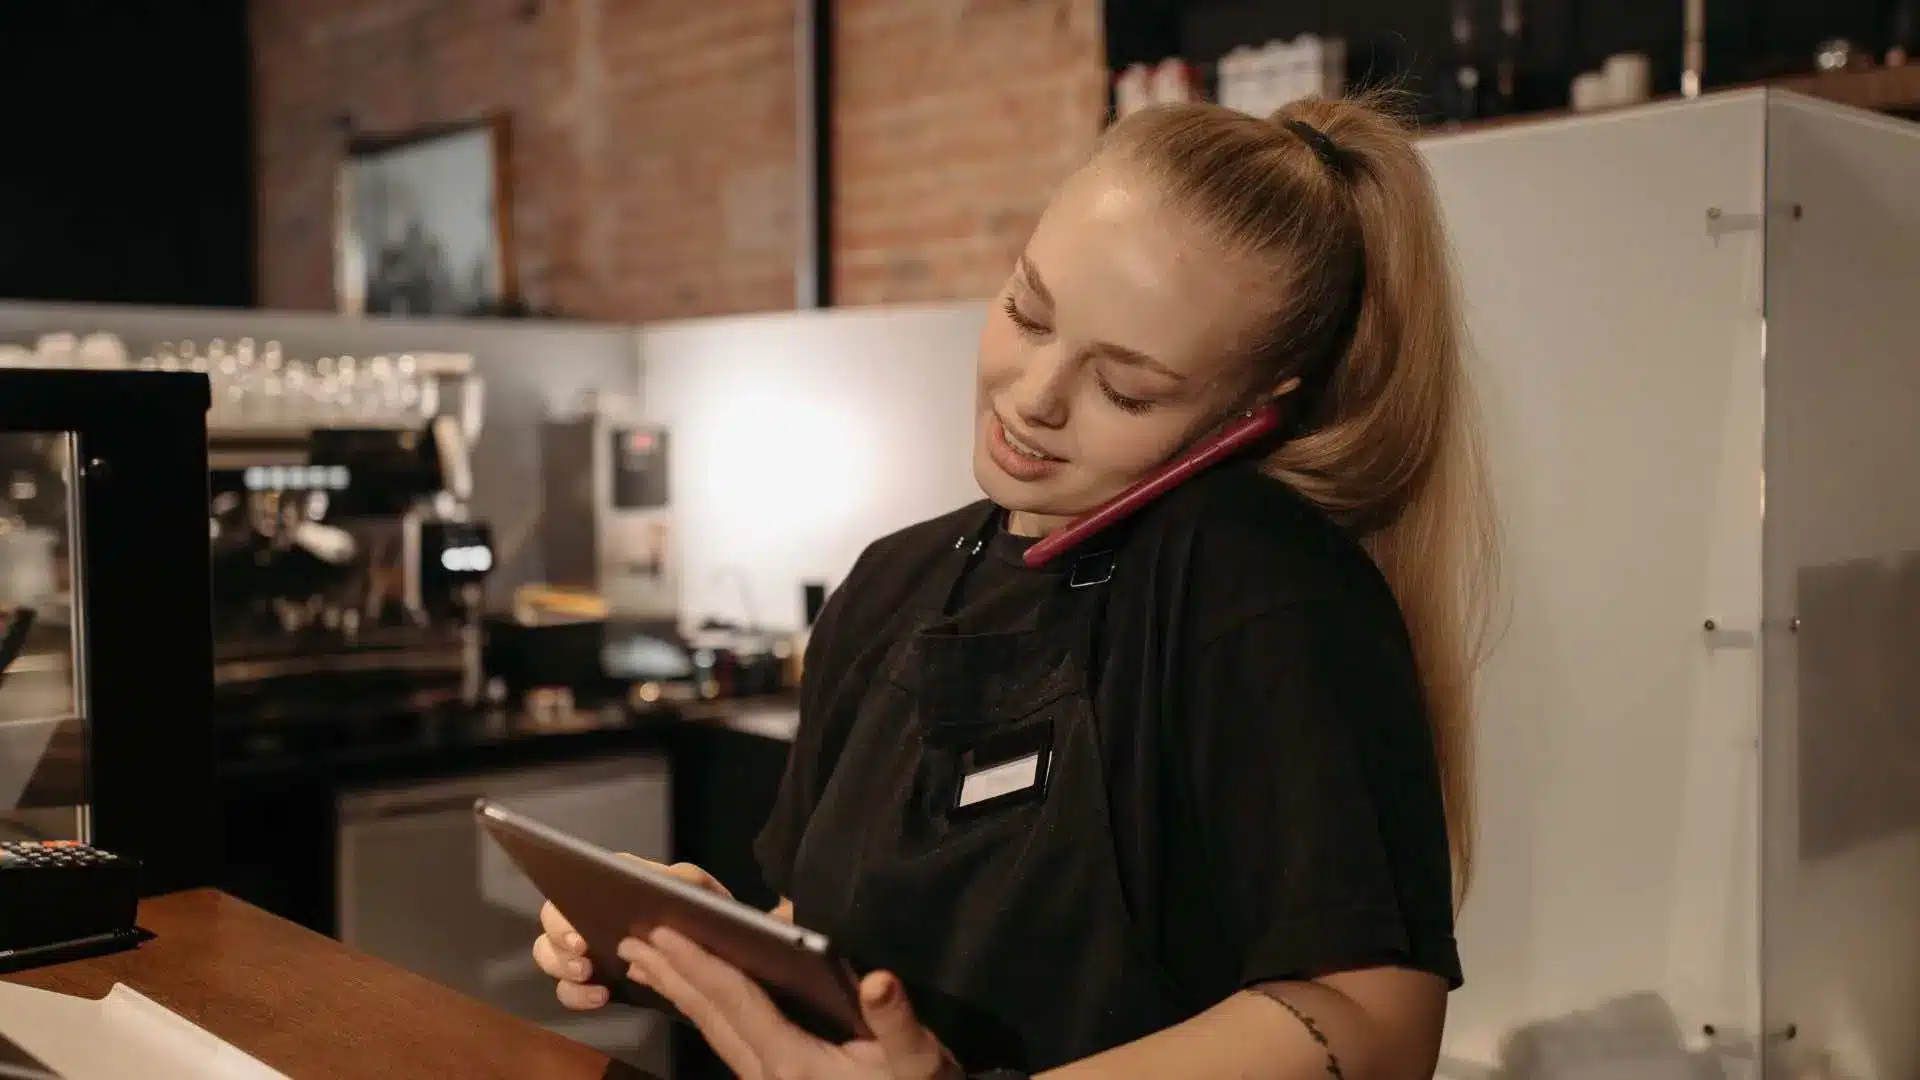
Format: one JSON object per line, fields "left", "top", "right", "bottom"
{"left": 215, "top": 693, "right": 798, "bottom": 786}
{"left": 210, "top": 693, "right": 799, "bottom": 942}
{"left": 7, "top": 693, "right": 799, "bottom": 815}
{"left": 2, "top": 888, "right": 653, "bottom": 1080}
{"left": 0, "top": 697, "right": 795, "bottom": 1080}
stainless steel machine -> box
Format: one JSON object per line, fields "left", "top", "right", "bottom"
{"left": 539, "top": 392, "right": 677, "bottom": 626}
{"left": 206, "top": 353, "right": 495, "bottom": 722}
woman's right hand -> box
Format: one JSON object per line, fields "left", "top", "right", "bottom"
{"left": 532, "top": 857, "right": 735, "bottom": 1010}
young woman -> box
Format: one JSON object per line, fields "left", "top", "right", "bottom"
{"left": 533, "top": 93, "right": 1496, "bottom": 1080}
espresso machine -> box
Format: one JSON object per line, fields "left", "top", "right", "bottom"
{"left": 207, "top": 352, "right": 495, "bottom": 724}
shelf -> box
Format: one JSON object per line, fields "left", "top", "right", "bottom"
{"left": 1769, "top": 64, "right": 1920, "bottom": 113}
{"left": 1421, "top": 65, "right": 1920, "bottom": 141}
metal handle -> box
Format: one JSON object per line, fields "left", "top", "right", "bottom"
{"left": 1702, "top": 617, "right": 1756, "bottom": 650}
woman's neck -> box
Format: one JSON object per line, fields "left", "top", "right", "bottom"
{"left": 1005, "top": 509, "right": 1072, "bottom": 538}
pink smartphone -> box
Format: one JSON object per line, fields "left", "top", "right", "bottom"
{"left": 1022, "top": 403, "right": 1281, "bottom": 568}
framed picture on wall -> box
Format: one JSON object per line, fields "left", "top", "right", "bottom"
{"left": 335, "top": 116, "right": 517, "bottom": 317}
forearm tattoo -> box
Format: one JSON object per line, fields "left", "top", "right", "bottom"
{"left": 1254, "top": 986, "right": 1347, "bottom": 1080}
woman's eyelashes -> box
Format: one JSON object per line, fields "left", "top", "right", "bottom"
{"left": 1001, "top": 295, "right": 1048, "bottom": 336}
{"left": 1098, "top": 377, "right": 1153, "bottom": 415}
{"left": 1001, "top": 294, "right": 1156, "bottom": 415}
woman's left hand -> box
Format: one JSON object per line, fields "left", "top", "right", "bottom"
{"left": 618, "top": 928, "right": 962, "bottom": 1080}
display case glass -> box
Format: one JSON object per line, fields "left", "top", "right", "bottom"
{"left": 0, "top": 369, "right": 215, "bottom": 895}
{"left": 0, "top": 431, "right": 83, "bottom": 838}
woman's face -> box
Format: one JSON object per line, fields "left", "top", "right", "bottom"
{"left": 973, "top": 159, "right": 1276, "bottom": 530}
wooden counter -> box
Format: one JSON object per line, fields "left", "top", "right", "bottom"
{"left": 2, "top": 889, "right": 655, "bottom": 1080}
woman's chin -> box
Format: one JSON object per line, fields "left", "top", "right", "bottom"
{"left": 973, "top": 457, "right": 1048, "bottom": 508}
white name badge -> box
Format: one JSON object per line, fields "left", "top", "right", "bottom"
{"left": 955, "top": 751, "right": 1044, "bottom": 809}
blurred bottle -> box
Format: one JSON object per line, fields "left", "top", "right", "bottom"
{"left": 783, "top": 581, "right": 829, "bottom": 691}
{"left": 1492, "top": 0, "right": 1526, "bottom": 114}
{"left": 1440, "top": 0, "right": 1489, "bottom": 122}
{"left": 1888, "top": 0, "right": 1916, "bottom": 65}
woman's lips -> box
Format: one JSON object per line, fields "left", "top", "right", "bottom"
{"left": 987, "top": 413, "right": 1064, "bottom": 482}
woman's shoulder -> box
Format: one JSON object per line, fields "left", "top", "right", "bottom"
{"left": 847, "top": 500, "right": 994, "bottom": 587}
{"left": 1124, "top": 465, "right": 1404, "bottom": 631}
{"left": 821, "top": 500, "right": 993, "bottom": 628}
{"left": 800, "top": 501, "right": 994, "bottom": 703}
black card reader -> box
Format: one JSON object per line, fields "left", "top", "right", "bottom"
{"left": 0, "top": 840, "right": 145, "bottom": 973}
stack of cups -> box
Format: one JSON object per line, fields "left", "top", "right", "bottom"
{"left": 1216, "top": 36, "right": 1347, "bottom": 117}
{"left": 1114, "top": 57, "right": 1201, "bottom": 118}
{"left": 1571, "top": 52, "right": 1652, "bottom": 113}
{"left": 1114, "top": 37, "right": 1347, "bottom": 122}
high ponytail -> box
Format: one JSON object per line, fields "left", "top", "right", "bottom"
{"left": 1102, "top": 93, "right": 1498, "bottom": 903}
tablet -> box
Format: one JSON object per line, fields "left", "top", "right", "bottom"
{"left": 474, "top": 798, "right": 868, "bottom": 1041}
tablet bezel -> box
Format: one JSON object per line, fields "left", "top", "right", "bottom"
{"left": 474, "top": 797, "right": 869, "bottom": 1040}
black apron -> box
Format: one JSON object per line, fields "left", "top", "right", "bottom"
{"left": 783, "top": 506, "right": 1189, "bottom": 1072}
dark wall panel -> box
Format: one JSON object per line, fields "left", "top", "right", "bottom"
{"left": 0, "top": 0, "right": 254, "bottom": 308}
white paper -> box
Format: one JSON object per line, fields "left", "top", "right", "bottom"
{"left": 0, "top": 981, "right": 289, "bottom": 1080}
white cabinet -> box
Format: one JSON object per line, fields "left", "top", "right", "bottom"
{"left": 1421, "top": 90, "right": 1920, "bottom": 1080}
{"left": 336, "top": 754, "right": 672, "bottom": 1073}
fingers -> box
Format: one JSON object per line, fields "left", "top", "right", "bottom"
{"left": 534, "top": 901, "right": 587, "bottom": 977}
{"left": 532, "top": 865, "right": 735, "bottom": 1024}
{"left": 614, "top": 855, "right": 735, "bottom": 900}
{"left": 534, "top": 932, "right": 608, "bottom": 1010}
{"left": 665, "top": 861, "right": 731, "bottom": 898}
{"left": 556, "top": 979, "right": 611, "bottom": 1010}
{"left": 644, "top": 929, "right": 793, "bottom": 1050}
{"left": 860, "top": 971, "right": 953, "bottom": 1079}
{"left": 534, "top": 900, "right": 606, "bottom": 1010}
{"left": 538, "top": 901, "right": 584, "bottom": 952}
{"left": 533, "top": 932, "right": 591, "bottom": 982}
{"left": 621, "top": 935, "right": 766, "bottom": 1079}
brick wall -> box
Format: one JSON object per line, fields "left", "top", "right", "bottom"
{"left": 251, "top": 0, "right": 1106, "bottom": 320}
{"left": 834, "top": 0, "right": 1106, "bottom": 305}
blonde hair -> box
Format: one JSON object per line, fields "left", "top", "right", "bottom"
{"left": 1100, "top": 93, "right": 1498, "bottom": 901}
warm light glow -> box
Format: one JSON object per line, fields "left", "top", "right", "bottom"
{"left": 681, "top": 388, "right": 873, "bottom": 561}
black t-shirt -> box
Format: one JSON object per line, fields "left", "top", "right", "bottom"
{"left": 755, "top": 464, "right": 1462, "bottom": 1010}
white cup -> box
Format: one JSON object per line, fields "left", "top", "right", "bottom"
{"left": 1604, "top": 52, "right": 1652, "bottom": 106}
{"left": 1150, "top": 57, "right": 1197, "bottom": 105}
{"left": 1570, "top": 71, "right": 1609, "bottom": 112}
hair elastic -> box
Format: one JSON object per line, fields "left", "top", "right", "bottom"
{"left": 1279, "top": 117, "right": 1345, "bottom": 173}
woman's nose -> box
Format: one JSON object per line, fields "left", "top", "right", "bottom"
{"left": 1008, "top": 347, "right": 1071, "bottom": 429}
